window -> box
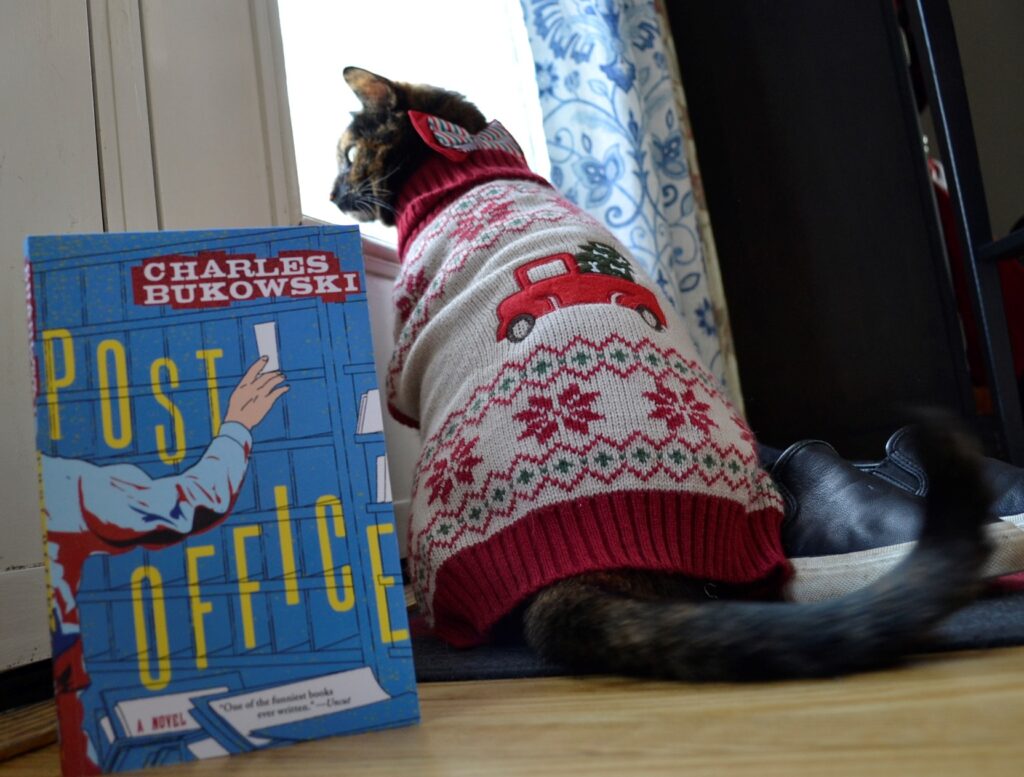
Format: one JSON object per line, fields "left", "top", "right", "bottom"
{"left": 278, "top": 0, "right": 550, "bottom": 247}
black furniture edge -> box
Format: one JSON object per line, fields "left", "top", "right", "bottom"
{"left": 906, "top": 0, "right": 1024, "bottom": 464}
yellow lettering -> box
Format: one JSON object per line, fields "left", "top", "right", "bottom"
{"left": 315, "top": 495, "right": 354, "bottom": 612}
{"left": 367, "top": 524, "right": 409, "bottom": 644}
{"left": 186, "top": 546, "right": 215, "bottom": 670}
{"left": 131, "top": 566, "right": 171, "bottom": 690}
{"left": 41, "top": 329, "right": 75, "bottom": 440}
{"left": 195, "top": 349, "right": 224, "bottom": 436}
{"left": 274, "top": 486, "right": 300, "bottom": 605}
{"left": 233, "top": 525, "right": 262, "bottom": 649}
{"left": 97, "top": 339, "right": 132, "bottom": 449}
{"left": 151, "top": 358, "right": 186, "bottom": 465}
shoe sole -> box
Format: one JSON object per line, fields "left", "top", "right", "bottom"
{"left": 786, "top": 513, "right": 1024, "bottom": 603}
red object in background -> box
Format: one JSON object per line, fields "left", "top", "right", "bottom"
{"left": 53, "top": 640, "right": 101, "bottom": 776}
{"left": 930, "top": 160, "right": 1024, "bottom": 394}
{"left": 496, "top": 253, "right": 668, "bottom": 342}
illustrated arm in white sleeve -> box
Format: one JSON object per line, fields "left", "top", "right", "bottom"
{"left": 43, "top": 357, "right": 288, "bottom": 544}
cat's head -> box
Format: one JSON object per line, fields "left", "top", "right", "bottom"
{"left": 330, "top": 67, "right": 487, "bottom": 225}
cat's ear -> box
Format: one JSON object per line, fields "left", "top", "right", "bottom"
{"left": 343, "top": 67, "right": 397, "bottom": 111}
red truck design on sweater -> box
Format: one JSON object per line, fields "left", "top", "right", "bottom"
{"left": 497, "top": 244, "right": 668, "bottom": 342}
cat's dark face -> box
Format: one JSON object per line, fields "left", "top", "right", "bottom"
{"left": 330, "top": 68, "right": 488, "bottom": 225}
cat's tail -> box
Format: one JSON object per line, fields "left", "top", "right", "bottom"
{"left": 523, "top": 416, "right": 993, "bottom": 681}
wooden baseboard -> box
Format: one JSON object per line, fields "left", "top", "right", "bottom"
{"left": 0, "top": 701, "right": 56, "bottom": 764}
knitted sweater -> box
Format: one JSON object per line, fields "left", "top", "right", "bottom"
{"left": 391, "top": 111, "right": 789, "bottom": 647}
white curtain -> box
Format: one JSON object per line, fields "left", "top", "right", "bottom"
{"left": 519, "top": 0, "right": 743, "bottom": 404}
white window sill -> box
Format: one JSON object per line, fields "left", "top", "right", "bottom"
{"left": 300, "top": 214, "right": 399, "bottom": 279}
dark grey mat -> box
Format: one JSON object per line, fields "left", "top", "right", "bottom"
{"left": 928, "top": 589, "right": 1024, "bottom": 652}
{"left": 412, "top": 589, "right": 1024, "bottom": 683}
{"left": 412, "top": 639, "right": 563, "bottom": 683}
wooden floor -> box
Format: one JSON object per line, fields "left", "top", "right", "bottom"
{"left": 6, "top": 646, "right": 1024, "bottom": 776}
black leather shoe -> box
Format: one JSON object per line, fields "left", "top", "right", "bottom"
{"left": 859, "top": 425, "right": 1024, "bottom": 521}
{"left": 773, "top": 439, "right": 925, "bottom": 558}
{"left": 771, "top": 435, "right": 1024, "bottom": 603}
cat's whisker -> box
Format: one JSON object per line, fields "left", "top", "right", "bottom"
{"left": 360, "top": 190, "right": 396, "bottom": 215}
{"left": 369, "top": 197, "right": 396, "bottom": 214}
{"left": 354, "top": 179, "right": 394, "bottom": 209}
{"left": 373, "top": 166, "right": 401, "bottom": 186}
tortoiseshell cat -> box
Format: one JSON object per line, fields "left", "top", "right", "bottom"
{"left": 332, "top": 67, "right": 991, "bottom": 681}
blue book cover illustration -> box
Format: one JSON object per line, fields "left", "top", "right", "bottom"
{"left": 25, "top": 226, "right": 417, "bottom": 777}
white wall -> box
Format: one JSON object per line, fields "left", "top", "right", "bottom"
{"left": 139, "top": 0, "right": 298, "bottom": 228}
{"left": 0, "top": 0, "right": 105, "bottom": 671}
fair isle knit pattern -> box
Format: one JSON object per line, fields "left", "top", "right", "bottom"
{"left": 391, "top": 116, "right": 789, "bottom": 647}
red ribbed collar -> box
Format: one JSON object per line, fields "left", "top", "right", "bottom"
{"left": 394, "top": 115, "right": 551, "bottom": 259}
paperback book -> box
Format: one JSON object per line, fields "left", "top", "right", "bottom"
{"left": 25, "top": 226, "right": 417, "bottom": 776}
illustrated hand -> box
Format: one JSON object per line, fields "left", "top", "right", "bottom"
{"left": 224, "top": 357, "right": 289, "bottom": 430}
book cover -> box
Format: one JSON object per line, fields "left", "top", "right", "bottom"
{"left": 25, "top": 226, "right": 417, "bottom": 776}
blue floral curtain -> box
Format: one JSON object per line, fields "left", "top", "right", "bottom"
{"left": 520, "top": 0, "right": 741, "bottom": 400}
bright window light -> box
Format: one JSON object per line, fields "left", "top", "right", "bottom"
{"left": 278, "top": 0, "right": 550, "bottom": 246}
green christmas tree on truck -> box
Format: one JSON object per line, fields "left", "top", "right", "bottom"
{"left": 574, "top": 241, "right": 635, "bottom": 281}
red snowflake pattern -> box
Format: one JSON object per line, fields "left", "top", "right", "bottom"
{"left": 448, "top": 197, "right": 517, "bottom": 244}
{"left": 395, "top": 266, "right": 430, "bottom": 325}
{"left": 730, "top": 410, "right": 755, "bottom": 446}
{"left": 643, "top": 380, "right": 718, "bottom": 439}
{"left": 514, "top": 383, "right": 603, "bottom": 445}
{"left": 425, "top": 436, "right": 482, "bottom": 505}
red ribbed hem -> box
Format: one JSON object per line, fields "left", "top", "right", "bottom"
{"left": 395, "top": 148, "right": 551, "bottom": 258}
{"left": 387, "top": 401, "right": 420, "bottom": 430}
{"left": 428, "top": 490, "right": 790, "bottom": 647}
